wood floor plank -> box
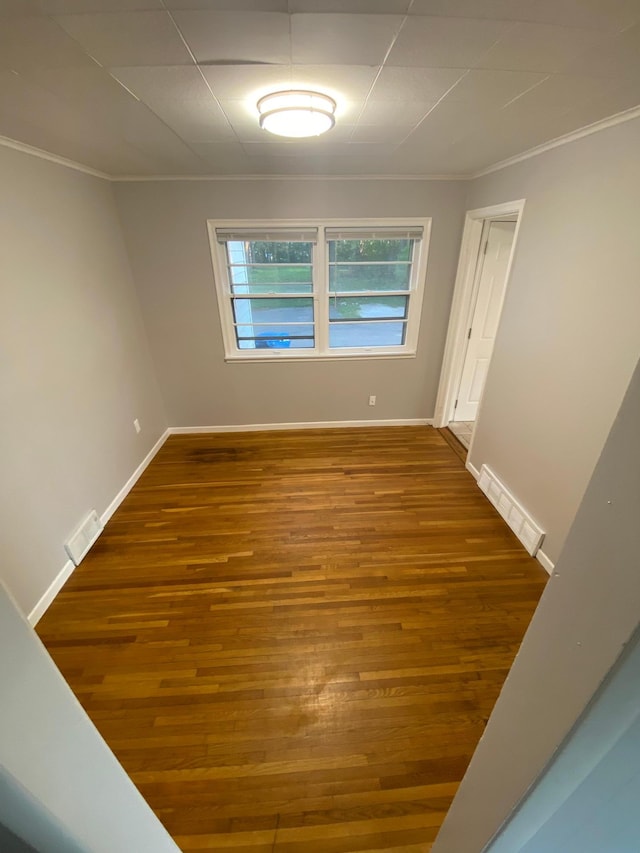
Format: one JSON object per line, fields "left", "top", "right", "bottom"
{"left": 37, "top": 426, "right": 547, "bottom": 851}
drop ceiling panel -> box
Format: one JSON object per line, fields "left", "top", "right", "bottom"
{"left": 567, "top": 23, "right": 640, "bottom": 81}
{"left": 291, "top": 13, "right": 404, "bottom": 65}
{"left": 242, "top": 140, "right": 395, "bottom": 158}
{"left": 370, "top": 66, "right": 466, "bottom": 102}
{"left": 387, "top": 16, "right": 511, "bottom": 68}
{"left": 357, "top": 99, "right": 437, "bottom": 126}
{"left": 171, "top": 11, "right": 291, "bottom": 64}
{"left": 445, "top": 69, "right": 548, "bottom": 107}
{"left": 409, "top": 0, "right": 640, "bottom": 32}
{"left": 54, "top": 11, "right": 193, "bottom": 66}
{"left": 349, "top": 124, "right": 415, "bottom": 143}
{"left": 41, "top": 0, "right": 164, "bottom": 12}
{"left": 0, "top": 16, "right": 96, "bottom": 72}
{"left": 111, "top": 66, "right": 235, "bottom": 141}
{"left": 290, "top": 1, "right": 411, "bottom": 11}
{"left": 166, "top": 0, "right": 288, "bottom": 9}
{"left": 478, "top": 22, "right": 607, "bottom": 73}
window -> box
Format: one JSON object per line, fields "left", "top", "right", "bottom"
{"left": 209, "top": 220, "right": 431, "bottom": 361}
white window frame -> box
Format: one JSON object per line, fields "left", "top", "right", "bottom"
{"left": 207, "top": 218, "right": 432, "bottom": 362}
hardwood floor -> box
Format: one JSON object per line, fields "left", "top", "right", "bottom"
{"left": 37, "top": 427, "right": 547, "bottom": 852}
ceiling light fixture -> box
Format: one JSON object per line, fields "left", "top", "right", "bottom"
{"left": 257, "top": 90, "right": 336, "bottom": 138}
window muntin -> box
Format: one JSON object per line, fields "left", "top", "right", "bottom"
{"left": 210, "top": 221, "right": 429, "bottom": 361}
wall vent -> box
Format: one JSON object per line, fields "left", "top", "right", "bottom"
{"left": 64, "top": 510, "right": 103, "bottom": 566}
{"left": 477, "top": 465, "right": 544, "bottom": 556}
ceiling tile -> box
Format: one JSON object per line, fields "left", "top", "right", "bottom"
{"left": 350, "top": 123, "right": 414, "bottom": 142}
{"left": 111, "top": 66, "right": 236, "bottom": 141}
{"left": 409, "top": 0, "right": 640, "bottom": 32}
{"left": 17, "top": 65, "right": 138, "bottom": 118}
{"left": 171, "top": 11, "right": 290, "bottom": 64}
{"left": 501, "top": 73, "right": 629, "bottom": 114}
{"left": 200, "top": 64, "right": 293, "bottom": 101}
{"left": 566, "top": 23, "right": 640, "bottom": 81}
{"left": 54, "top": 11, "right": 193, "bottom": 66}
{"left": 290, "top": 0, "right": 410, "bottom": 10}
{"left": 289, "top": 64, "right": 379, "bottom": 105}
{"left": 188, "top": 141, "right": 256, "bottom": 172}
{"left": 387, "top": 16, "right": 511, "bottom": 67}
{"left": 370, "top": 66, "right": 465, "bottom": 101}
{"left": 0, "top": 16, "right": 96, "bottom": 72}
{"left": 291, "top": 13, "right": 404, "bottom": 65}
{"left": 242, "top": 140, "right": 396, "bottom": 158}
{"left": 477, "top": 22, "right": 607, "bottom": 73}
{"left": 357, "top": 99, "right": 436, "bottom": 125}
{"left": 166, "top": 0, "right": 287, "bottom": 9}
{"left": 0, "top": 1, "right": 43, "bottom": 15}
{"left": 40, "top": 1, "right": 163, "bottom": 12}
{"left": 445, "top": 68, "right": 548, "bottom": 107}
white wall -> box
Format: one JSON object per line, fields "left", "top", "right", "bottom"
{"left": 465, "top": 117, "right": 640, "bottom": 562}
{"left": 113, "top": 178, "right": 467, "bottom": 426}
{"left": 0, "top": 146, "right": 167, "bottom": 617}
{"left": 0, "top": 583, "right": 179, "bottom": 853}
{"left": 432, "top": 355, "right": 640, "bottom": 853}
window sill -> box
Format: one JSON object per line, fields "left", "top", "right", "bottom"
{"left": 224, "top": 351, "right": 417, "bottom": 364}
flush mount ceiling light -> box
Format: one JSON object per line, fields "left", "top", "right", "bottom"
{"left": 257, "top": 90, "right": 337, "bottom": 138}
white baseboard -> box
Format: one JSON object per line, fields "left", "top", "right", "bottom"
{"left": 536, "top": 548, "right": 555, "bottom": 575}
{"left": 100, "top": 429, "right": 170, "bottom": 526}
{"left": 28, "top": 429, "right": 170, "bottom": 627}
{"left": 28, "top": 560, "right": 75, "bottom": 626}
{"left": 466, "top": 459, "right": 480, "bottom": 480}
{"left": 169, "top": 418, "right": 432, "bottom": 434}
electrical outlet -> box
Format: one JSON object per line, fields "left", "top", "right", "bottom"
{"left": 368, "top": 395, "right": 376, "bottom": 406}
{"left": 133, "top": 419, "right": 141, "bottom": 434}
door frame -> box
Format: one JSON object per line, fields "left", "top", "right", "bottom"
{"left": 433, "top": 199, "right": 525, "bottom": 433}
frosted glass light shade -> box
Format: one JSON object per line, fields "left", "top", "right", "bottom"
{"left": 257, "top": 90, "right": 336, "bottom": 138}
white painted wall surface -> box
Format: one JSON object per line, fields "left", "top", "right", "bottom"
{"left": 464, "top": 117, "right": 640, "bottom": 563}
{"left": 113, "top": 178, "right": 467, "bottom": 426}
{"left": 0, "top": 145, "right": 167, "bottom": 617}
{"left": 0, "top": 583, "right": 179, "bottom": 853}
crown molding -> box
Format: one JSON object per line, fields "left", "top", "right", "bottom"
{"left": 472, "top": 103, "right": 640, "bottom": 179}
{"left": 0, "top": 134, "right": 110, "bottom": 180}
{"left": 110, "top": 173, "right": 470, "bottom": 182}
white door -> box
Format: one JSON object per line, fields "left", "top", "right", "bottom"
{"left": 454, "top": 219, "right": 516, "bottom": 422}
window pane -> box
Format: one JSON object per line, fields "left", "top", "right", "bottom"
{"left": 329, "top": 239, "right": 412, "bottom": 263}
{"left": 230, "top": 265, "right": 312, "bottom": 288}
{"left": 329, "top": 263, "right": 411, "bottom": 292}
{"left": 232, "top": 298, "right": 314, "bottom": 325}
{"left": 227, "top": 240, "right": 312, "bottom": 264}
{"left": 329, "top": 296, "right": 408, "bottom": 321}
{"left": 329, "top": 321, "right": 406, "bottom": 348}
{"left": 236, "top": 325, "right": 314, "bottom": 349}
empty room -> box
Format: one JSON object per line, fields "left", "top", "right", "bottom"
{"left": 1, "top": 3, "right": 640, "bottom": 852}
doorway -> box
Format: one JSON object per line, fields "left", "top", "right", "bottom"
{"left": 434, "top": 201, "right": 524, "bottom": 457}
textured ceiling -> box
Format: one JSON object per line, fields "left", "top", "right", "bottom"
{"left": 1, "top": 0, "right": 639, "bottom": 177}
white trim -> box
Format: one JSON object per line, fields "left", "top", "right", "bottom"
{"left": 112, "top": 173, "right": 469, "bottom": 182}
{"left": 100, "top": 429, "right": 170, "bottom": 526}
{"left": 433, "top": 200, "right": 525, "bottom": 429}
{"left": 208, "top": 217, "right": 431, "bottom": 363}
{"left": 28, "top": 560, "right": 76, "bottom": 627}
{"left": 536, "top": 548, "right": 555, "bottom": 575}
{"left": 169, "top": 419, "right": 432, "bottom": 434}
{"left": 0, "top": 134, "right": 110, "bottom": 180}
{"left": 27, "top": 429, "right": 170, "bottom": 626}
{"left": 472, "top": 104, "right": 640, "bottom": 179}
{"left": 466, "top": 459, "right": 480, "bottom": 480}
